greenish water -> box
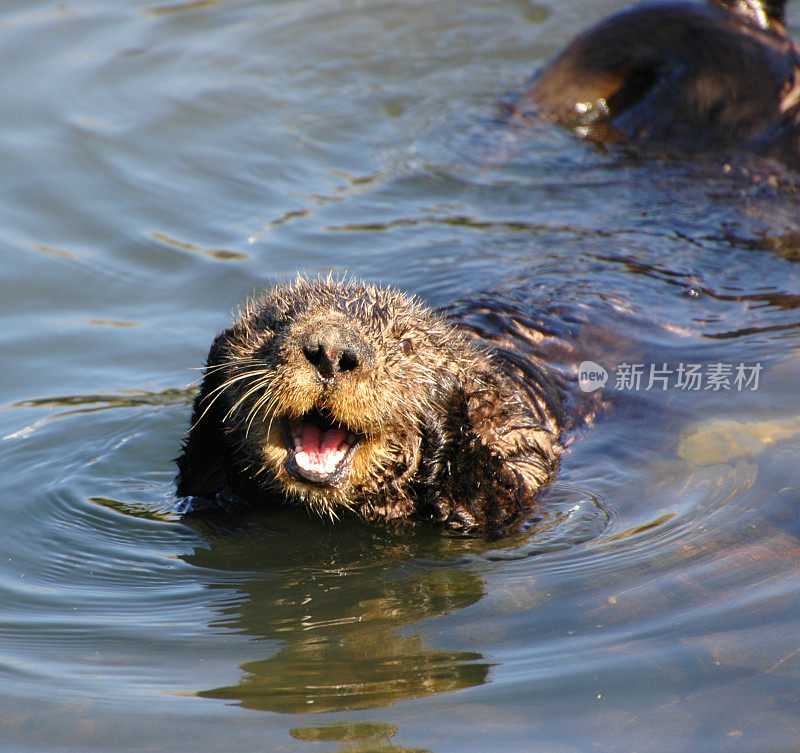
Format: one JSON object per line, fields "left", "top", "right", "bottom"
{"left": 2, "top": 1, "right": 800, "bottom": 751}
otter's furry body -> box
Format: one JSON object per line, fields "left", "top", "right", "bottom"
{"left": 515, "top": 0, "right": 800, "bottom": 167}
{"left": 176, "top": 278, "right": 566, "bottom": 533}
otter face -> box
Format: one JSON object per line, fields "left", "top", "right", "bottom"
{"left": 193, "top": 277, "right": 471, "bottom": 518}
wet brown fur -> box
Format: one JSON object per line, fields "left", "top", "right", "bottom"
{"left": 514, "top": 0, "right": 800, "bottom": 167}
{"left": 176, "top": 277, "right": 566, "bottom": 533}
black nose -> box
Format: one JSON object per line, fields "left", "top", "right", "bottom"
{"left": 301, "top": 329, "right": 361, "bottom": 380}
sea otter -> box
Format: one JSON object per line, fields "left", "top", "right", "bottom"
{"left": 176, "top": 277, "right": 572, "bottom": 533}
{"left": 514, "top": 0, "right": 800, "bottom": 166}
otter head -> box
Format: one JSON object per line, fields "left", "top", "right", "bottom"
{"left": 177, "top": 277, "right": 489, "bottom": 521}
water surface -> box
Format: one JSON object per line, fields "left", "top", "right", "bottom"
{"left": 2, "top": 1, "right": 800, "bottom": 751}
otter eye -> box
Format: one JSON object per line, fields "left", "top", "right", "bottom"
{"left": 400, "top": 338, "right": 413, "bottom": 356}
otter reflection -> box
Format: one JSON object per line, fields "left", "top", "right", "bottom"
{"left": 290, "top": 722, "right": 435, "bottom": 753}
{"left": 185, "top": 513, "right": 490, "bottom": 713}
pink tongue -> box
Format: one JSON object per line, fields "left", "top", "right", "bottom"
{"left": 295, "top": 423, "right": 349, "bottom": 475}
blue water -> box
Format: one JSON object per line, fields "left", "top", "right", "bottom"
{"left": 2, "top": 1, "right": 800, "bottom": 751}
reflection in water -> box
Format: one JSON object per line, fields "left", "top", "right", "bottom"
{"left": 146, "top": 0, "right": 221, "bottom": 16}
{"left": 290, "top": 721, "right": 434, "bottom": 753}
{"left": 10, "top": 387, "right": 194, "bottom": 412}
{"left": 186, "top": 516, "right": 489, "bottom": 713}
{"left": 149, "top": 231, "right": 250, "bottom": 261}
{"left": 203, "top": 631, "right": 486, "bottom": 714}
{"left": 4, "top": 387, "right": 195, "bottom": 440}
{"left": 184, "top": 487, "right": 607, "bottom": 714}
{"left": 678, "top": 416, "right": 800, "bottom": 465}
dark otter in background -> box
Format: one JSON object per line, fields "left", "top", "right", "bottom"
{"left": 176, "top": 278, "right": 570, "bottom": 534}
{"left": 515, "top": 0, "right": 800, "bottom": 167}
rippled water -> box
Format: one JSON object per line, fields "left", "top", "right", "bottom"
{"left": 3, "top": 0, "right": 800, "bottom": 751}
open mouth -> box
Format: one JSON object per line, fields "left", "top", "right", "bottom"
{"left": 280, "top": 407, "right": 364, "bottom": 486}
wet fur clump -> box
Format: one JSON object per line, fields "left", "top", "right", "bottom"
{"left": 176, "top": 277, "right": 566, "bottom": 533}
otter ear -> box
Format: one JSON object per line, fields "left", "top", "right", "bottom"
{"left": 175, "top": 328, "right": 237, "bottom": 501}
